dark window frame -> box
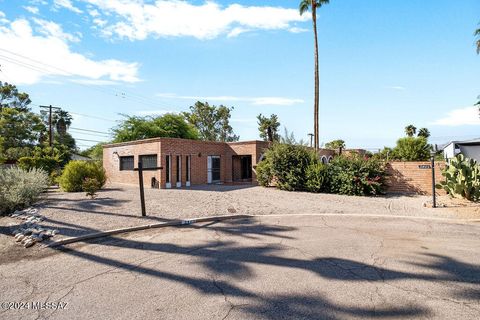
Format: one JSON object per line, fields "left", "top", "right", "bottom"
{"left": 139, "top": 154, "right": 158, "bottom": 169}
{"left": 186, "top": 155, "right": 191, "bottom": 182}
{"left": 119, "top": 156, "right": 134, "bottom": 171}
{"left": 166, "top": 155, "right": 171, "bottom": 183}
{"left": 176, "top": 155, "right": 181, "bottom": 183}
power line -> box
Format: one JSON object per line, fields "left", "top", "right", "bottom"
{"left": 75, "top": 138, "right": 107, "bottom": 143}
{"left": 0, "top": 48, "right": 173, "bottom": 110}
{"left": 70, "top": 127, "right": 112, "bottom": 135}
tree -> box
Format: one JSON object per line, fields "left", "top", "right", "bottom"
{"left": 299, "top": 0, "right": 330, "bottom": 151}
{"left": 80, "top": 143, "right": 105, "bottom": 160}
{"left": 325, "top": 139, "right": 345, "bottom": 150}
{"left": 392, "top": 137, "right": 430, "bottom": 161}
{"left": 417, "top": 128, "right": 430, "bottom": 139}
{"left": 404, "top": 124, "right": 417, "bottom": 137}
{"left": 280, "top": 128, "right": 308, "bottom": 146}
{"left": 257, "top": 114, "right": 280, "bottom": 142}
{"left": 112, "top": 113, "right": 199, "bottom": 143}
{"left": 0, "top": 82, "right": 31, "bottom": 112}
{"left": 183, "top": 101, "right": 239, "bottom": 142}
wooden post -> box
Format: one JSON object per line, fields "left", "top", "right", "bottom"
{"left": 138, "top": 161, "right": 146, "bottom": 216}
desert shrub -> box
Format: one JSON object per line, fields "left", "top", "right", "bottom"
{"left": 256, "top": 157, "right": 274, "bottom": 187}
{"left": 0, "top": 167, "right": 48, "bottom": 215}
{"left": 264, "top": 143, "right": 318, "bottom": 191}
{"left": 328, "top": 155, "right": 385, "bottom": 196}
{"left": 436, "top": 154, "right": 480, "bottom": 202}
{"left": 305, "top": 163, "right": 329, "bottom": 193}
{"left": 58, "top": 161, "right": 106, "bottom": 192}
{"left": 82, "top": 177, "right": 102, "bottom": 199}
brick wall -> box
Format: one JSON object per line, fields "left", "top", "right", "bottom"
{"left": 103, "top": 138, "right": 271, "bottom": 188}
{"left": 385, "top": 161, "right": 446, "bottom": 195}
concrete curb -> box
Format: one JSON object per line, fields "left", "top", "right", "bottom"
{"left": 45, "top": 214, "right": 252, "bottom": 248}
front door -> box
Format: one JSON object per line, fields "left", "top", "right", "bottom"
{"left": 207, "top": 156, "right": 221, "bottom": 183}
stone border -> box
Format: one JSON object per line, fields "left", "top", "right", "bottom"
{"left": 45, "top": 214, "right": 252, "bottom": 248}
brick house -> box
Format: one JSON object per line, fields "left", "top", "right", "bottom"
{"left": 102, "top": 138, "right": 272, "bottom": 188}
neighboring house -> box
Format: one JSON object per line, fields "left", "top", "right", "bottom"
{"left": 71, "top": 153, "right": 93, "bottom": 161}
{"left": 441, "top": 139, "right": 480, "bottom": 162}
{"left": 103, "top": 137, "right": 336, "bottom": 188}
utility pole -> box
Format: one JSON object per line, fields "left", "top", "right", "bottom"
{"left": 39, "top": 105, "right": 61, "bottom": 147}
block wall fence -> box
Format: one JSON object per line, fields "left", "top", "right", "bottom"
{"left": 385, "top": 161, "right": 446, "bottom": 195}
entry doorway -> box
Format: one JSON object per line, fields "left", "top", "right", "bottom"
{"left": 207, "top": 156, "right": 221, "bottom": 183}
{"left": 232, "top": 155, "right": 252, "bottom": 182}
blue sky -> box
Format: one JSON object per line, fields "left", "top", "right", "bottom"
{"left": 0, "top": 0, "right": 479, "bottom": 150}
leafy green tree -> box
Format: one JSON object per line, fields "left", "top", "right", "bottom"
{"left": 299, "top": 0, "right": 330, "bottom": 150}
{"left": 112, "top": 113, "right": 199, "bottom": 143}
{"left": 80, "top": 143, "right": 105, "bottom": 160}
{"left": 183, "top": 101, "right": 239, "bottom": 142}
{"left": 325, "top": 139, "right": 345, "bottom": 150}
{"left": 257, "top": 113, "right": 280, "bottom": 142}
{"left": 0, "top": 104, "right": 45, "bottom": 151}
{"left": 392, "top": 137, "right": 430, "bottom": 161}
{"left": 404, "top": 124, "right": 417, "bottom": 137}
{"left": 417, "top": 128, "right": 430, "bottom": 139}
{"left": 0, "top": 82, "right": 31, "bottom": 112}
{"left": 280, "top": 127, "right": 308, "bottom": 146}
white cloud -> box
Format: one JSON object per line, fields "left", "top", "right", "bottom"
{"left": 289, "top": 27, "right": 308, "bottom": 33}
{"left": 156, "top": 93, "right": 304, "bottom": 106}
{"left": 54, "top": 0, "right": 83, "bottom": 14}
{"left": 88, "top": 9, "right": 100, "bottom": 17}
{"left": 81, "top": 0, "right": 308, "bottom": 40}
{"left": 0, "top": 17, "right": 140, "bottom": 85}
{"left": 430, "top": 107, "right": 480, "bottom": 126}
{"left": 33, "top": 18, "right": 81, "bottom": 42}
{"left": 23, "top": 6, "right": 40, "bottom": 15}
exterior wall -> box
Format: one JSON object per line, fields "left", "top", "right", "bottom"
{"left": 103, "top": 139, "right": 161, "bottom": 187}
{"left": 103, "top": 138, "right": 271, "bottom": 188}
{"left": 159, "top": 138, "right": 229, "bottom": 188}
{"left": 385, "top": 161, "right": 446, "bottom": 195}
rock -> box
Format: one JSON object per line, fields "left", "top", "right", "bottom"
{"left": 15, "top": 234, "right": 24, "bottom": 242}
{"left": 24, "top": 239, "right": 36, "bottom": 248}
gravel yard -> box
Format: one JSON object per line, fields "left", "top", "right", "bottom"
{"left": 0, "top": 183, "right": 479, "bottom": 262}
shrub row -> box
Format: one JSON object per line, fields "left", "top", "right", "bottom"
{"left": 0, "top": 167, "right": 49, "bottom": 215}
{"left": 256, "top": 144, "right": 386, "bottom": 196}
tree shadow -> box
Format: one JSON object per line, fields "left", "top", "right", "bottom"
{"left": 46, "top": 218, "right": 480, "bottom": 318}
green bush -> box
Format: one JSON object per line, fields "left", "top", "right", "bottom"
{"left": 58, "top": 161, "right": 106, "bottom": 192}
{"left": 264, "top": 143, "right": 318, "bottom": 191}
{"left": 305, "top": 163, "right": 329, "bottom": 193}
{"left": 328, "top": 155, "right": 385, "bottom": 196}
{"left": 0, "top": 167, "right": 49, "bottom": 215}
{"left": 391, "top": 137, "right": 430, "bottom": 161}
{"left": 256, "top": 157, "right": 274, "bottom": 187}
{"left": 436, "top": 154, "right": 480, "bottom": 202}
{"left": 82, "top": 177, "right": 102, "bottom": 199}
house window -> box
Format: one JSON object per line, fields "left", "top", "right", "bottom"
{"left": 119, "top": 156, "right": 134, "bottom": 171}
{"left": 186, "top": 155, "right": 191, "bottom": 182}
{"left": 166, "top": 155, "right": 171, "bottom": 184}
{"left": 140, "top": 154, "right": 157, "bottom": 169}
{"left": 176, "top": 155, "right": 181, "bottom": 183}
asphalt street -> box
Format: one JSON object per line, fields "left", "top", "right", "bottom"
{"left": 1, "top": 214, "right": 479, "bottom": 319}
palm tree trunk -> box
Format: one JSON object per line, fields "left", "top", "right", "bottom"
{"left": 312, "top": 1, "right": 320, "bottom": 150}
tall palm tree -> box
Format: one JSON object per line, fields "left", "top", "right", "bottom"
{"left": 417, "top": 128, "right": 430, "bottom": 139}
{"left": 405, "top": 125, "right": 417, "bottom": 137}
{"left": 53, "top": 110, "right": 72, "bottom": 136}
{"left": 300, "top": 0, "right": 330, "bottom": 151}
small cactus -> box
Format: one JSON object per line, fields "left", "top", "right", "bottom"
{"left": 436, "top": 154, "right": 480, "bottom": 202}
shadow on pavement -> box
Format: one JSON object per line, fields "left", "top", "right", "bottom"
{"left": 48, "top": 218, "right": 480, "bottom": 318}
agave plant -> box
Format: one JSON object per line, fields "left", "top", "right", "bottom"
{"left": 436, "top": 154, "right": 480, "bottom": 202}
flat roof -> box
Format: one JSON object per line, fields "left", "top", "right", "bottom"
{"left": 103, "top": 137, "right": 268, "bottom": 148}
